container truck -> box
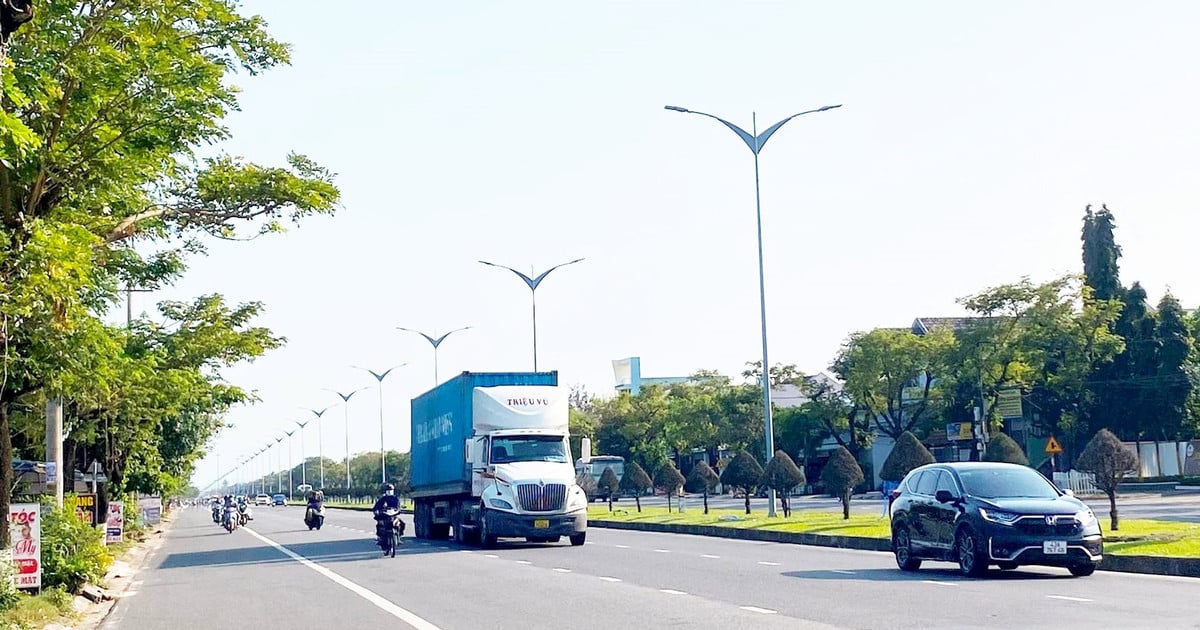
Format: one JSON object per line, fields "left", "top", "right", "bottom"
{"left": 410, "top": 371, "right": 588, "bottom": 547}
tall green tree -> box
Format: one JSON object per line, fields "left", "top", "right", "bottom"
{"left": 0, "top": 1, "right": 339, "bottom": 544}
{"left": 1152, "top": 294, "right": 1195, "bottom": 447}
{"left": 1081, "top": 204, "right": 1123, "bottom": 301}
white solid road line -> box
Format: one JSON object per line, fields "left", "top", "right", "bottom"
{"left": 1046, "top": 595, "right": 1094, "bottom": 602}
{"left": 740, "top": 606, "right": 777, "bottom": 614}
{"left": 243, "top": 527, "right": 442, "bottom": 630}
{"left": 922, "top": 580, "right": 959, "bottom": 587}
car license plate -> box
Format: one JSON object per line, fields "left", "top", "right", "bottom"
{"left": 534, "top": 519, "right": 550, "bottom": 529}
{"left": 1043, "top": 540, "right": 1067, "bottom": 554}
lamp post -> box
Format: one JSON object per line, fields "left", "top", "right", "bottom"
{"left": 396, "top": 327, "right": 470, "bottom": 384}
{"left": 666, "top": 103, "right": 841, "bottom": 517}
{"left": 353, "top": 365, "right": 406, "bottom": 485}
{"left": 275, "top": 435, "right": 284, "bottom": 495}
{"left": 264, "top": 443, "right": 275, "bottom": 493}
{"left": 285, "top": 429, "right": 296, "bottom": 499}
{"left": 328, "top": 388, "right": 367, "bottom": 492}
{"left": 295, "top": 420, "right": 310, "bottom": 487}
{"left": 478, "top": 259, "right": 584, "bottom": 371}
{"left": 305, "top": 406, "right": 333, "bottom": 489}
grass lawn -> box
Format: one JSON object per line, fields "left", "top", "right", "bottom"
{"left": 587, "top": 505, "right": 1200, "bottom": 558}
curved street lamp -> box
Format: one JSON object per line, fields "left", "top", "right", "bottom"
{"left": 327, "top": 387, "right": 367, "bottom": 492}
{"left": 295, "top": 419, "right": 311, "bottom": 487}
{"left": 478, "top": 258, "right": 584, "bottom": 371}
{"left": 665, "top": 103, "right": 841, "bottom": 517}
{"left": 396, "top": 327, "right": 470, "bottom": 384}
{"left": 304, "top": 406, "right": 334, "bottom": 489}
{"left": 353, "top": 365, "right": 407, "bottom": 485}
{"left": 284, "top": 429, "right": 296, "bottom": 499}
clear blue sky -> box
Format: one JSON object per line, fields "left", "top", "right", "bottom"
{"left": 184, "top": 1, "right": 1200, "bottom": 489}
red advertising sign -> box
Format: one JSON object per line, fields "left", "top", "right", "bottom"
{"left": 8, "top": 504, "right": 41, "bottom": 589}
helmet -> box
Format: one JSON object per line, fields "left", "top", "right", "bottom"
{"left": 381, "top": 483, "right": 395, "bottom": 493}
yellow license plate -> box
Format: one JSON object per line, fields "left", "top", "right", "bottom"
{"left": 534, "top": 519, "right": 550, "bottom": 529}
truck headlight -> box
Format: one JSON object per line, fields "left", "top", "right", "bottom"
{"left": 567, "top": 485, "right": 587, "bottom": 509}
{"left": 489, "top": 499, "right": 513, "bottom": 509}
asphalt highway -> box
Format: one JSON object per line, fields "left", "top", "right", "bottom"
{"left": 100, "top": 505, "right": 1200, "bottom": 630}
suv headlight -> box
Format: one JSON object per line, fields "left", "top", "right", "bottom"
{"left": 979, "top": 508, "right": 1021, "bottom": 525}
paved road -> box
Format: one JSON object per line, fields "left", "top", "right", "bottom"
{"left": 103, "top": 505, "right": 1199, "bottom": 630}
{"left": 629, "top": 491, "right": 1200, "bottom": 521}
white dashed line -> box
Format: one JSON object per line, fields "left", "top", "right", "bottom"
{"left": 660, "top": 589, "right": 687, "bottom": 595}
{"left": 922, "top": 580, "right": 959, "bottom": 587}
{"left": 653, "top": 549, "right": 670, "bottom": 553}
{"left": 700, "top": 554, "right": 720, "bottom": 559}
{"left": 615, "top": 544, "right": 630, "bottom": 549}
{"left": 740, "top": 606, "right": 777, "bottom": 615}
{"left": 1047, "top": 595, "right": 1093, "bottom": 602}
{"left": 459, "top": 550, "right": 473, "bottom": 554}
{"left": 599, "top": 577, "right": 622, "bottom": 583}
{"left": 757, "top": 561, "right": 780, "bottom": 566}
{"left": 484, "top": 554, "right": 499, "bottom": 559}
{"left": 830, "top": 570, "right": 856, "bottom": 575}
{"left": 514, "top": 560, "right": 532, "bottom": 565}
{"left": 553, "top": 568, "right": 571, "bottom": 573}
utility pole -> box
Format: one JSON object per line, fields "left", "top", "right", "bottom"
{"left": 45, "top": 399, "right": 64, "bottom": 508}
{"left": 124, "top": 283, "right": 152, "bottom": 328}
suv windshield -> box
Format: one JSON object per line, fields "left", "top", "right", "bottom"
{"left": 958, "top": 467, "right": 1060, "bottom": 499}
{"left": 491, "top": 435, "right": 568, "bottom": 464}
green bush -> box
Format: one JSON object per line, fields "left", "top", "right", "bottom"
{"left": 41, "top": 502, "right": 114, "bottom": 593}
{"left": 879, "top": 431, "right": 935, "bottom": 482}
{"left": 821, "top": 446, "right": 865, "bottom": 520}
{"left": 0, "top": 552, "right": 19, "bottom": 611}
{"left": 983, "top": 432, "right": 1029, "bottom": 465}
{"left": 618, "top": 462, "right": 653, "bottom": 512}
{"left": 720, "top": 451, "right": 764, "bottom": 515}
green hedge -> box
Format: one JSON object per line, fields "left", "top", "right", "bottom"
{"left": 40, "top": 500, "right": 113, "bottom": 593}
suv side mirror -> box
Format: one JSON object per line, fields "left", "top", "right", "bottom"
{"left": 935, "top": 489, "right": 958, "bottom": 504}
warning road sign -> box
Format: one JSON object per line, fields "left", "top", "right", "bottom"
{"left": 1045, "top": 436, "right": 1063, "bottom": 455}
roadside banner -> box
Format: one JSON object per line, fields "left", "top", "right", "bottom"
{"left": 66, "top": 494, "right": 97, "bottom": 526}
{"left": 138, "top": 496, "right": 162, "bottom": 526}
{"left": 8, "top": 504, "right": 41, "bottom": 589}
{"left": 105, "top": 501, "right": 124, "bottom": 545}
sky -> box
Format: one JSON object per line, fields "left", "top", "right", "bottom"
{"left": 182, "top": 1, "right": 1200, "bottom": 490}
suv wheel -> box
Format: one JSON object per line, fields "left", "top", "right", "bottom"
{"left": 893, "top": 526, "right": 922, "bottom": 571}
{"left": 1068, "top": 564, "right": 1096, "bottom": 577}
{"left": 955, "top": 527, "right": 988, "bottom": 577}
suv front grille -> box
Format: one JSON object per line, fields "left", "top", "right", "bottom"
{"left": 516, "top": 483, "right": 566, "bottom": 512}
{"left": 1014, "top": 515, "right": 1080, "bottom": 536}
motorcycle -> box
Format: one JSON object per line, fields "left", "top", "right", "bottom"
{"left": 374, "top": 507, "right": 405, "bottom": 557}
{"left": 211, "top": 503, "right": 221, "bottom": 523}
{"left": 237, "top": 502, "right": 253, "bottom": 526}
{"left": 224, "top": 506, "right": 240, "bottom": 533}
{"left": 304, "top": 504, "right": 325, "bottom": 530}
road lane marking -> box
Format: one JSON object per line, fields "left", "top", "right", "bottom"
{"left": 1047, "top": 595, "right": 1093, "bottom": 602}
{"left": 599, "top": 577, "right": 622, "bottom": 582}
{"left": 922, "top": 580, "right": 958, "bottom": 587}
{"left": 484, "top": 554, "right": 499, "bottom": 558}
{"left": 653, "top": 549, "right": 670, "bottom": 553}
{"left": 660, "top": 589, "right": 687, "bottom": 595}
{"left": 757, "top": 561, "right": 780, "bottom": 566}
{"left": 700, "top": 554, "right": 720, "bottom": 559}
{"left": 830, "top": 570, "right": 856, "bottom": 575}
{"left": 515, "top": 560, "right": 532, "bottom": 565}
{"left": 459, "top": 550, "right": 473, "bottom": 554}
{"left": 740, "top": 606, "right": 777, "bottom": 614}
{"left": 553, "top": 568, "right": 571, "bottom": 573}
{"left": 243, "top": 527, "right": 442, "bottom": 630}
{"left": 615, "top": 545, "right": 630, "bottom": 549}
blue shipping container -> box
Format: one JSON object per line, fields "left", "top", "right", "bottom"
{"left": 410, "top": 371, "right": 558, "bottom": 496}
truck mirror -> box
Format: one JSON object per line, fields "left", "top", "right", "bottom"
{"left": 464, "top": 439, "right": 473, "bottom": 463}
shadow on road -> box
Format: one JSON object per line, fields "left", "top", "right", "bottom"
{"left": 157, "top": 536, "right": 452, "bottom": 570}
{"left": 782, "top": 567, "right": 1075, "bottom": 582}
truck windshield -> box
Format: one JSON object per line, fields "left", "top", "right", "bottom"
{"left": 491, "top": 436, "right": 567, "bottom": 464}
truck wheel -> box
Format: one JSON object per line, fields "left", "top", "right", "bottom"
{"left": 414, "top": 501, "right": 429, "bottom": 539}
{"left": 479, "top": 508, "right": 498, "bottom": 549}
{"left": 569, "top": 532, "right": 586, "bottom": 546}
{"left": 431, "top": 524, "right": 451, "bottom": 540}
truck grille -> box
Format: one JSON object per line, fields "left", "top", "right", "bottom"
{"left": 516, "top": 483, "right": 566, "bottom": 512}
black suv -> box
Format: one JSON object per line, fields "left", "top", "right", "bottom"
{"left": 890, "top": 462, "right": 1103, "bottom": 577}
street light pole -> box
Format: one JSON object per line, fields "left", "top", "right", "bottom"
{"left": 353, "top": 365, "right": 407, "bottom": 486}
{"left": 305, "top": 406, "right": 333, "bottom": 489}
{"left": 295, "top": 420, "right": 310, "bottom": 487}
{"left": 478, "top": 259, "right": 584, "bottom": 371}
{"left": 328, "top": 388, "right": 367, "bottom": 492}
{"left": 666, "top": 103, "right": 841, "bottom": 517}
{"left": 285, "top": 429, "right": 295, "bottom": 499}
{"left": 396, "top": 327, "right": 470, "bottom": 384}
{"left": 275, "top": 436, "right": 284, "bottom": 494}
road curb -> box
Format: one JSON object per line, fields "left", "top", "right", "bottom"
{"left": 588, "top": 518, "right": 1200, "bottom": 578}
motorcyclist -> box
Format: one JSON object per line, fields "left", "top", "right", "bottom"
{"left": 372, "top": 484, "right": 403, "bottom": 553}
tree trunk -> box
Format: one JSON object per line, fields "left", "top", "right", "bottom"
{"left": 1108, "top": 490, "right": 1119, "bottom": 531}
{"left": 744, "top": 491, "right": 750, "bottom": 515}
{"left": 842, "top": 491, "right": 851, "bottom": 520}
{"left": 667, "top": 492, "right": 671, "bottom": 513}
{"left": 1153, "top": 439, "right": 1164, "bottom": 478}
{"left": 702, "top": 490, "right": 708, "bottom": 515}
{"left": 0, "top": 401, "right": 11, "bottom": 547}
{"left": 607, "top": 494, "right": 613, "bottom": 512}
{"left": 783, "top": 495, "right": 790, "bottom": 518}
{"left": 1174, "top": 436, "right": 1185, "bottom": 482}
{"left": 1134, "top": 436, "right": 1144, "bottom": 480}
{"left": 635, "top": 495, "right": 641, "bottom": 513}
